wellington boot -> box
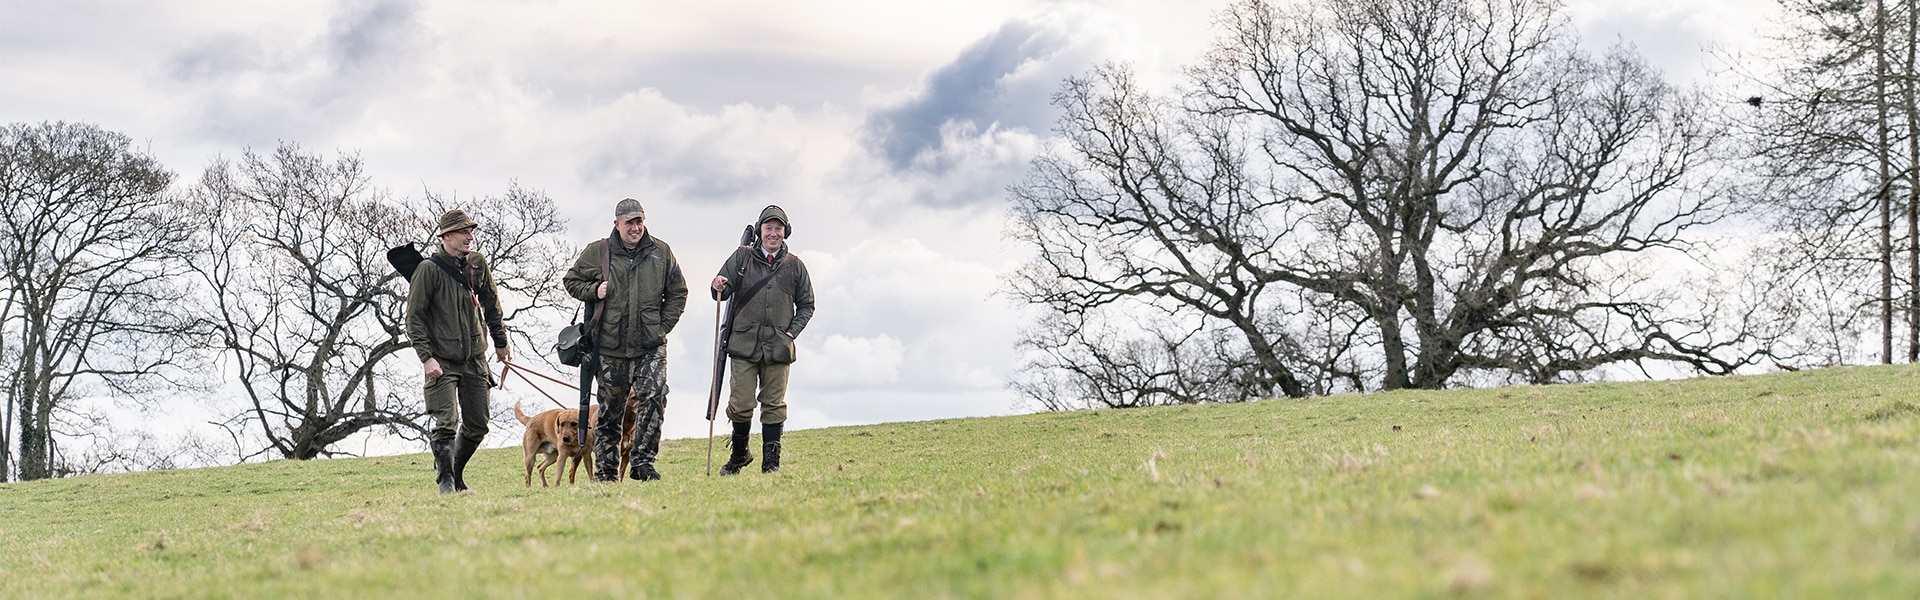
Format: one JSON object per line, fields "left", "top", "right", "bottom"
{"left": 431, "top": 438, "right": 455, "bottom": 495}
{"left": 451, "top": 436, "right": 481, "bottom": 493}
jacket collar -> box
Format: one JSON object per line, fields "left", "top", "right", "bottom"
{"left": 758, "top": 243, "right": 786, "bottom": 265}
{"left": 433, "top": 247, "right": 470, "bottom": 266}
{"left": 608, "top": 229, "right": 655, "bottom": 258}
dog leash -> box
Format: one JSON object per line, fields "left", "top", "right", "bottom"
{"left": 499, "top": 359, "right": 596, "bottom": 409}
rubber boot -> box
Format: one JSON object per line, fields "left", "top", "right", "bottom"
{"left": 719, "top": 420, "right": 753, "bottom": 475}
{"left": 431, "top": 438, "right": 455, "bottom": 495}
{"left": 451, "top": 436, "right": 481, "bottom": 492}
{"left": 761, "top": 423, "right": 783, "bottom": 473}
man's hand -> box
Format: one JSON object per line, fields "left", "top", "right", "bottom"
{"left": 423, "top": 357, "right": 444, "bottom": 381}
{"left": 710, "top": 275, "right": 728, "bottom": 292}
{"left": 495, "top": 345, "right": 512, "bottom": 364}
{"left": 597, "top": 281, "right": 608, "bottom": 299}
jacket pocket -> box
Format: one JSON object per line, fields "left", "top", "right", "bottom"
{"left": 726, "top": 321, "right": 754, "bottom": 360}
{"left": 601, "top": 314, "right": 625, "bottom": 350}
{"left": 772, "top": 334, "right": 796, "bottom": 363}
{"left": 639, "top": 309, "right": 664, "bottom": 347}
{"left": 429, "top": 331, "right": 465, "bottom": 360}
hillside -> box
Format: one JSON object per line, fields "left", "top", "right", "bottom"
{"left": 3, "top": 366, "right": 1919, "bottom": 598}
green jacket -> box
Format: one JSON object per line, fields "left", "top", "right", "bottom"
{"left": 715, "top": 244, "right": 815, "bottom": 364}
{"left": 406, "top": 249, "right": 510, "bottom": 364}
{"left": 562, "top": 231, "right": 689, "bottom": 358}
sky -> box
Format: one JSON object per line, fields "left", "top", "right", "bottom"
{"left": 0, "top": 0, "right": 1782, "bottom": 459}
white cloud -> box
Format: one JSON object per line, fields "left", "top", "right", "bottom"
{"left": 1566, "top": 0, "right": 1780, "bottom": 85}
{"left": 798, "top": 334, "right": 908, "bottom": 389}
{"left": 0, "top": 0, "right": 1786, "bottom": 466}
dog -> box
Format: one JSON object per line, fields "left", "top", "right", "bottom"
{"left": 515, "top": 400, "right": 640, "bottom": 486}
{"left": 514, "top": 402, "right": 590, "bottom": 487}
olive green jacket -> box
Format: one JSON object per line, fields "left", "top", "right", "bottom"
{"left": 714, "top": 244, "right": 814, "bottom": 364}
{"left": 562, "top": 231, "right": 689, "bottom": 358}
{"left": 406, "top": 249, "right": 510, "bottom": 364}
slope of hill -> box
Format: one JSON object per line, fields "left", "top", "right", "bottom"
{"left": 3, "top": 365, "right": 1918, "bottom": 598}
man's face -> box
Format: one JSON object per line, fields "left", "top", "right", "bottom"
{"left": 617, "top": 216, "right": 646, "bottom": 246}
{"left": 759, "top": 220, "right": 785, "bottom": 252}
{"left": 442, "top": 227, "right": 476, "bottom": 255}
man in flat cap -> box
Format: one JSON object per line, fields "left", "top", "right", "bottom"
{"left": 407, "top": 209, "right": 512, "bottom": 494}
{"left": 711, "top": 204, "right": 814, "bottom": 475}
{"left": 564, "top": 198, "right": 688, "bottom": 482}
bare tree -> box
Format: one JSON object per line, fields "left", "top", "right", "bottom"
{"left": 1735, "top": 0, "right": 1920, "bottom": 367}
{"left": 1009, "top": 0, "right": 1765, "bottom": 409}
{"left": 0, "top": 121, "right": 203, "bottom": 480}
{"left": 186, "top": 143, "right": 570, "bottom": 460}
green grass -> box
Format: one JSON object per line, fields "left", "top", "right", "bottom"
{"left": 4, "top": 366, "right": 1920, "bottom": 598}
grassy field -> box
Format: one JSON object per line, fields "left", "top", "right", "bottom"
{"left": 3, "top": 365, "right": 1919, "bottom": 598}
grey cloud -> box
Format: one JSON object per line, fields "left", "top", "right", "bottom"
{"left": 160, "top": 0, "right": 430, "bottom": 146}
{"left": 575, "top": 128, "right": 801, "bottom": 208}
{"left": 513, "top": 49, "right": 915, "bottom": 113}
{"left": 850, "top": 14, "right": 1111, "bottom": 210}
{"left": 861, "top": 17, "right": 1093, "bottom": 173}
{"left": 167, "top": 34, "right": 268, "bottom": 82}
{"left": 327, "top": 0, "right": 427, "bottom": 72}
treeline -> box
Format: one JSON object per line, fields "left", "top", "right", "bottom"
{"left": 1007, "top": 0, "right": 1920, "bottom": 409}
{"left": 11, "top": 0, "right": 1920, "bottom": 477}
{"left": 0, "top": 125, "right": 573, "bottom": 481}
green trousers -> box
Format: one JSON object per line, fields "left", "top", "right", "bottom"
{"left": 726, "top": 358, "right": 789, "bottom": 424}
{"left": 424, "top": 356, "right": 491, "bottom": 444}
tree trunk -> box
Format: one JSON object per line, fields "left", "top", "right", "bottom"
{"left": 1879, "top": 0, "right": 1896, "bottom": 364}
{"left": 1378, "top": 308, "right": 1411, "bottom": 391}
{"left": 17, "top": 389, "right": 47, "bottom": 481}
{"left": 2, "top": 379, "right": 12, "bottom": 481}
{"left": 1906, "top": 0, "right": 1919, "bottom": 362}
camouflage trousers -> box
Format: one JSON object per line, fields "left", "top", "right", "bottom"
{"left": 593, "top": 345, "right": 667, "bottom": 480}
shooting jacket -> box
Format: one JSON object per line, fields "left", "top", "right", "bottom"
{"left": 715, "top": 244, "right": 814, "bottom": 364}
{"left": 563, "top": 230, "right": 689, "bottom": 359}
{"left": 406, "top": 249, "right": 510, "bottom": 364}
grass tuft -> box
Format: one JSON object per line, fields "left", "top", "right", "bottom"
{"left": 1865, "top": 400, "right": 1920, "bottom": 422}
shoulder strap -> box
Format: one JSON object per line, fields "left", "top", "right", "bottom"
{"left": 727, "top": 255, "right": 789, "bottom": 322}
{"left": 590, "top": 239, "right": 611, "bottom": 325}
{"left": 428, "top": 256, "right": 472, "bottom": 291}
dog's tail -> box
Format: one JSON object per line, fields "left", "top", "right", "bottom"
{"left": 513, "top": 401, "right": 532, "bottom": 424}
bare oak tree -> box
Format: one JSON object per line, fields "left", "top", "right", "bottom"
{"left": 0, "top": 121, "right": 202, "bottom": 480}
{"left": 1010, "top": 0, "right": 1766, "bottom": 409}
{"left": 186, "top": 143, "right": 569, "bottom": 460}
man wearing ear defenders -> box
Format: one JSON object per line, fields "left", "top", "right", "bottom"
{"left": 710, "top": 205, "right": 815, "bottom": 474}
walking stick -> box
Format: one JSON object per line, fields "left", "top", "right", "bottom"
{"left": 706, "top": 299, "right": 724, "bottom": 475}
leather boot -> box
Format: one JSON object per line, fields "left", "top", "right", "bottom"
{"left": 719, "top": 420, "right": 753, "bottom": 475}
{"left": 761, "top": 423, "right": 783, "bottom": 473}
{"left": 631, "top": 463, "right": 661, "bottom": 481}
{"left": 431, "top": 438, "right": 455, "bottom": 495}
{"left": 451, "top": 436, "right": 481, "bottom": 492}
